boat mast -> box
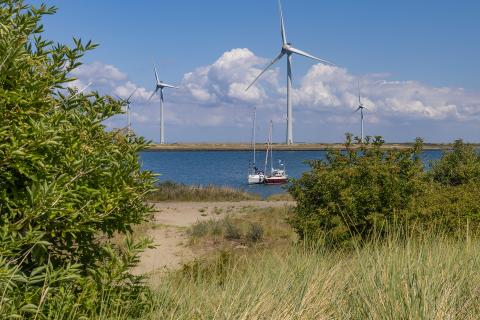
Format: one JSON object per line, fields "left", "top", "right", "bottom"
{"left": 252, "top": 107, "right": 256, "bottom": 166}
{"left": 270, "top": 120, "right": 273, "bottom": 173}
{"left": 264, "top": 120, "right": 272, "bottom": 174}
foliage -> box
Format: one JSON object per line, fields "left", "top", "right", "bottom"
{"left": 410, "top": 183, "right": 480, "bottom": 235}
{"left": 0, "top": 1, "right": 155, "bottom": 317}
{"left": 429, "top": 139, "right": 480, "bottom": 186}
{"left": 288, "top": 134, "right": 426, "bottom": 246}
{"left": 289, "top": 135, "right": 480, "bottom": 246}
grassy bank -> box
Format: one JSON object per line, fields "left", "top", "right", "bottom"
{"left": 148, "top": 181, "right": 261, "bottom": 202}
{"left": 146, "top": 233, "right": 480, "bottom": 319}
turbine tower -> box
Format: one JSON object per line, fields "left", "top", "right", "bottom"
{"left": 246, "top": 0, "right": 334, "bottom": 145}
{"left": 355, "top": 83, "right": 367, "bottom": 142}
{"left": 116, "top": 88, "right": 137, "bottom": 134}
{"left": 149, "top": 64, "right": 178, "bottom": 145}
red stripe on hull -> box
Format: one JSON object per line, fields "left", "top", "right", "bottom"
{"left": 264, "top": 178, "right": 288, "bottom": 185}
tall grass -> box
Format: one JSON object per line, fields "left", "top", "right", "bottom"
{"left": 148, "top": 181, "right": 260, "bottom": 202}
{"left": 187, "top": 206, "right": 296, "bottom": 246}
{"left": 265, "top": 192, "right": 294, "bottom": 201}
{"left": 147, "top": 233, "right": 480, "bottom": 319}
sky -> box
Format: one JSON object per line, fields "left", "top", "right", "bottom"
{"left": 32, "top": 0, "right": 480, "bottom": 143}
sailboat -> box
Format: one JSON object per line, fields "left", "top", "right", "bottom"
{"left": 247, "top": 107, "right": 265, "bottom": 184}
{"left": 264, "top": 121, "right": 288, "bottom": 185}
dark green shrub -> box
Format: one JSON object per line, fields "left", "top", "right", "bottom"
{"left": 288, "top": 134, "right": 426, "bottom": 246}
{"left": 429, "top": 139, "right": 480, "bottom": 186}
{"left": 0, "top": 1, "right": 155, "bottom": 317}
{"left": 415, "top": 183, "right": 480, "bottom": 234}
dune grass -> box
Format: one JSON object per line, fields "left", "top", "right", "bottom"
{"left": 265, "top": 192, "right": 294, "bottom": 201}
{"left": 144, "top": 232, "right": 480, "bottom": 319}
{"left": 187, "top": 206, "right": 296, "bottom": 247}
{"left": 148, "top": 181, "right": 261, "bottom": 202}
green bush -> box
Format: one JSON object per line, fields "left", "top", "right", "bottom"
{"left": 411, "top": 183, "right": 480, "bottom": 235}
{"left": 429, "top": 139, "right": 480, "bottom": 186}
{"left": 289, "top": 135, "right": 480, "bottom": 246}
{"left": 288, "top": 134, "right": 426, "bottom": 246}
{"left": 0, "top": 1, "right": 155, "bottom": 318}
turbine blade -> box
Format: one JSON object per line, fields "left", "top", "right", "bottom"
{"left": 288, "top": 47, "right": 334, "bottom": 66}
{"left": 127, "top": 88, "right": 138, "bottom": 102}
{"left": 68, "top": 82, "right": 93, "bottom": 100}
{"left": 354, "top": 106, "right": 361, "bottom": 113}
{"left": 73, "top": 82, "right": 93, "bottom": 97}
{"left": 358, "top": 80, "right": 362, "bottom": 105}
{"left": 153, "top": 64, "right": 160, "bottom": 84}
{"left": 114, "top": 94, "right": 124, "bottom": 102}
{"left": 160, "top": 83, "right": 179, "bottom": 89}
{"left": 246, "top": 52, "right": 285, "bottom": 91}
{"left": 148, "top": 87, "right": 159, "bottom": 101}
{"left": 278, "top": 0, "right": 287, "bottom": 45}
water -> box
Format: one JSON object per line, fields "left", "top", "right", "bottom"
{"left": 140, "top": 150, "right": 443, "bottom": 198}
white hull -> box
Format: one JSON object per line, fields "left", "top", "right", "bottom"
{"left": 248, "top": 174, "right": 265, "bottom": 184}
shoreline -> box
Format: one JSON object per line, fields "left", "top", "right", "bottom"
{"left": 144, "top": 143, "right": 466, "bottom": 152}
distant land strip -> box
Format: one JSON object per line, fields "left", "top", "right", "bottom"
{"left": 144, "top": 143, "right": 474, "bottom": 152}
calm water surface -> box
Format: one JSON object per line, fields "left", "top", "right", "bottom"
{"left": 140, "top": 150, "right": 443, "bottom": 198}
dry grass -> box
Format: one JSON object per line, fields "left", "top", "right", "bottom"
{"left": 148, "top": 181, "right": 260, "bottom": 202}
{"left": 145, "top": 232, "right": 480, "bottom": 319}
{"left": 265, "top": 192, "right": 294, "bottom": 201}
{"left": 186, "top": 206, "right": 296, "bottom": 248}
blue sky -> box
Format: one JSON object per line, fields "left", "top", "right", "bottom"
{"left": 34, "top": 0, "right": 480, "bottom": 143}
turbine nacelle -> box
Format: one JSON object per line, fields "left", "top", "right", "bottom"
{"left": 281, "top": 44, "right": 292, "bottom": 54}
{"left": 282, "top": 43, "right": 293, "bottom": 51}
{"left": 355, "top": 105, "right": 367, "bottom": 113}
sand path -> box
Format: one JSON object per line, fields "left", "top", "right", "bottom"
{"left": 133, "top": 201, "right": 294, "bottom": 275}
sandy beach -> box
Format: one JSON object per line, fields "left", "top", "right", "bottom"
{"left": 133, "top": 200, "right": 295, "bottom": 275}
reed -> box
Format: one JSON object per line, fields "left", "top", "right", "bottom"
{"left": 148, "top": 181, "right": 260, "bottom": 202}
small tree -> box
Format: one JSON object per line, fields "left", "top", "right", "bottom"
{"left": 0, "top": 1, "right": 155, "bottom": 317}
{"left": 288, "top": 134, "right": 426, "bottom": 246}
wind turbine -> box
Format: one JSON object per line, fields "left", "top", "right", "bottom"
{"left": 246, "top": 0, "right": 334, "bottom": 145}
{"left": 354, "top": 82, "right": 367, "bottom": 142}
{"left": 116, "top": 88, "right": 137, "bottom": 134}
{"left": 148, "top": 64, "right": 178, "bottom": 145}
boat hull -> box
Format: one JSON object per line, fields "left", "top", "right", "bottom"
{"left": 264, "top": 176, "right": 288, "bottom": 185}
{"left": 248, "top": 174, "right": 265, "bottom": 184}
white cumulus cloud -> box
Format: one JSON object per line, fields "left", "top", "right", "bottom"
{"left": 68, "top": 49, "right": 480, "bottom": 142}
